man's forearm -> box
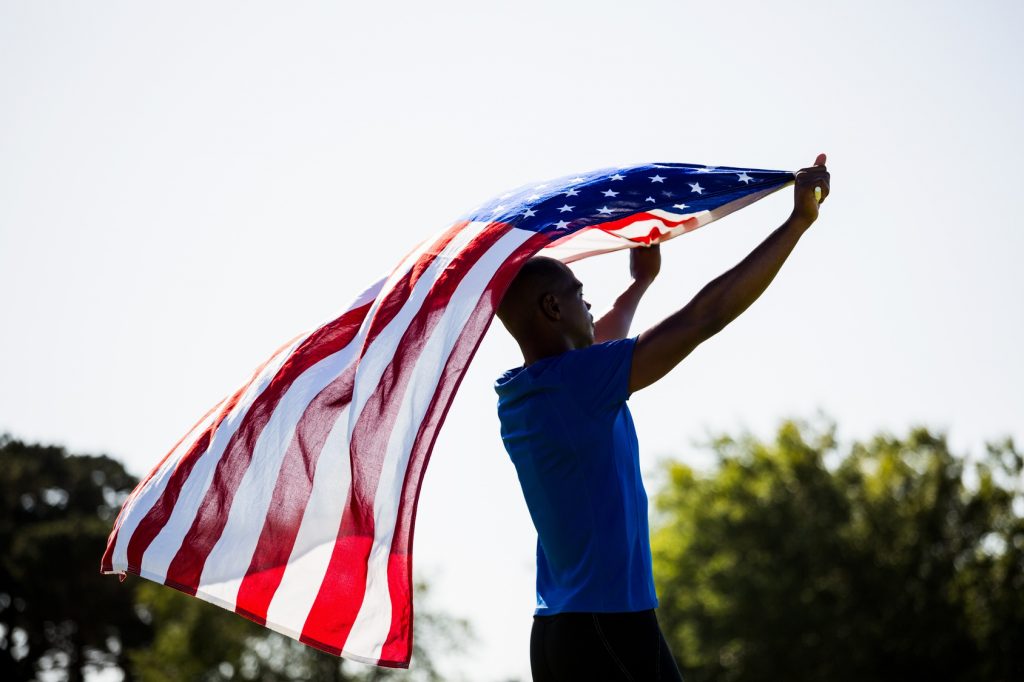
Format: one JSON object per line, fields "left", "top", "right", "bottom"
{"left": 689, "top": 215, "right": 810, "bottom": 333}
{"left": 629, "top": 157, "right": 828, "bottom": 394}
{"left": 593, "top": 278, "right": 653, "bottom": 343}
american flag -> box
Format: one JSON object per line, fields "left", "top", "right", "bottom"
{"left": 101, "top": 162, "right": 794, "bottom": 668}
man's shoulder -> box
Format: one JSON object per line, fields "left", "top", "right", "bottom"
{"left": 564, "top": 336, "right": 638, "bottom": 368}
{"left": 495, "top": 337, "right": 637, "bottom": 396}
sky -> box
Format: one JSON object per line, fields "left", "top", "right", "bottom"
{"left": 2, "top": 1, "right": 1022, "bottom": 680}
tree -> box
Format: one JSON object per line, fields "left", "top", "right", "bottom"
{"left": 128, "top": 578, "right": 472, "bottom": 682}
{"left": 650, "top": 418, "right": 1024, "bottom": 682}
{"left": 0, "top": 435, "right": 147, "bottom": 681}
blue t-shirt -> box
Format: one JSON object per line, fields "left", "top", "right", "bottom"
{"left": 494, "top": 337, "right": 658, "bottom": 615}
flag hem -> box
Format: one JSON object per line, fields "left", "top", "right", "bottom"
{"left": 104, "top": 564, "right": 412, "bottom": 669}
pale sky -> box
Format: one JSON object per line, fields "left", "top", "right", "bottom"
{"left": 2, "top": 2, "right": 1022, "bottom": 680}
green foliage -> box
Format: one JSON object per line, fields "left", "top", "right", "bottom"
{"left": 129, "top": 579, "right": 472, "bottom": 682}
{"left": 0, "top": 434, "right": 472, "bottom": 681}
{"left": 0, "top": 434, "right": 147, "bottom": 682}
{"left": 128, "top": 582, "right": 251, "bottom": 682}
{"left": 651, "top": 419, "right": 1024, "bottom": 682}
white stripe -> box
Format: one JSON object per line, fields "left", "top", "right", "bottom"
{"left": 541, "top": 227, "right": 632, "bottom": 263}
{"left": 607, "top": 210, "right": 708, "bottom": 239}
{"left": 344, "top": 226, "right": 535, "bottom": 658}
{"left": 646, "top": 207, "right": 699, "bottom": 222}
{"left": 538, "top": 209, "right": 703, "bottom": 264}
{"left": 110, "top": 335, "right": 302, "bottom": 573}
{"left": 138, "top": 281, "right": 386, "bottom": 582}
{"left": 347, "top": 220, "right": 493, "bottom": 437}
{"left": 251, "top": 266, "right": 393, "bottom": 633}
{"left": 196, "top": 332, "right": 365, "bottom": 606}
{"left": 358, "top": 232, "right": 447, "bottom": 341}
{"left": 139, "top": 336, "right": 306, "bottom": 579}
{"left": 706, "top": 185, "right": 787, "bottom": 221}
{"left": 263, "top": 403, "right": 355, "bottom": 635}
{"left": 108, "top": 401, "right": 224, "bottom": 573}
{"left": 344, "top": 276, "right": 387, "bottom": 315}
{"left": 259, "top": 274, "right": 388, "bottom": 634}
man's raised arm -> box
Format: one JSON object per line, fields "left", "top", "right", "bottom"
{"left": 629, "top": 153, "right": 831, "bottom": 393}
{"left": 593, "top": 245, "right": 662, "bottom": 343}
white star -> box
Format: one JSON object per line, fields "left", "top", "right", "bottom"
{"left": 673, "top": 203, "right": 689, "bottom": 211}
{"left": 689, "top": 182, "right": 704, "bottom": 194}
{"left": 597, "top": 206, "right": 614, "bottom": 215}
{"left": 522, "top": 208, "right": 537, "bottom": 218}
{"left": 569, "top": 176, "right": 586, "bottom": 184}
{"left": 696, "top": 166, "right": 716, "bottom": 173}
{"left": 564, "top": 188, "right": 580, "bottom": 197}
{"left": 645, "top": 196, "right": 656, "bottom": 203}
{"left": 554, "top": 220, "right": 570, "bottom": 230}
{"left": 557, "top": 204, "right": 575, "bottom": 213}
{"left": 649, "top": 174, "right": 666, "bottom": 183}
{"left": 602, "top": 189, "right": 619, "bottom": 197}
{"left": 737, "top": 172, "right": 753, "bottom": 184}
{"left": 610, "top": 173, "right": 626, "bottom": 181}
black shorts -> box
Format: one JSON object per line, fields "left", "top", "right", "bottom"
{"left": 530, "top": 609, "right": 683, "bottom": 681}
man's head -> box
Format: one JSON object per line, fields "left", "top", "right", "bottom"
{"left": 497, "top": 256, "right": 594, "bottom": 358}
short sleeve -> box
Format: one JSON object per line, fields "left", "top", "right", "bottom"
{"left": 557, "top": 336, "right": 637, "bottom": 414}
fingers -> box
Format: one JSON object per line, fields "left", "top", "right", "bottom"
{"left": 795, "top": 164, "right": 830, "bottom": 206}
{"left": 796, "top": 162, "right": 829, "bottom": 178}
{"left": 792, "top": 153, "right": 831, "bottom": 207}
{"left": 796, "top": 171, "right": 829, "bottom": 188}
{"left": 797, "top": 153, "right": 828, "bottom": 175}
{"left": 800, "top": 177, "right": 830, "bottom": 194}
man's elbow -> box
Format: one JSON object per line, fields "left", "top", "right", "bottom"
{"left": 630, "top": 316, "right": 725, "bottom": 391}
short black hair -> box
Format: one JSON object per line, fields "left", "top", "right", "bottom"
{"left": 496, "top": 256, "right": 572, "bottom": 335}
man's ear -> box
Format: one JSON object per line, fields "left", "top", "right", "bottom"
{"left": 539, "top": 292, "right": 560, "bottom": 321}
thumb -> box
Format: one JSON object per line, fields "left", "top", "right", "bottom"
{"left": 814, "top": 152, "right": 827, "bottom": 166}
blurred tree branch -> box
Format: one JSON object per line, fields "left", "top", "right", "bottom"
{"left": 651, "top": 418, "right": 1023, "bottom": 682}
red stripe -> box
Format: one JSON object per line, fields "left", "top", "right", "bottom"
{"left": 161, "top": 303, "right": 372, "bottom": 593}
{"left": 101, "top": 398, "right": 226, "bottom": 573}
{"left": 541, "top": 223, "right": 662, "bottom": 264}
{"left": 592, "top": 210, "right": 699, "bottom": 236}
{"left": 161, "top": 223, "right": 467, "bottom": 595}
{"left": 348, "top": 222, "right": 512, "bottom": 510}
{"left": 359, "top": 221, "right": 468, "bottom": 354}
{"left": 232, "top": 364, "right": 357, "bottom": 624}
{"left": 378, "top": 230, "right": 552, "bottom": 664}
{"left": 230, "top": 220, "right": 466, "bottom": 621}
{"left": 122, "top": 337, "right": 302, "bottom": 574}
{"left": 296, "top": 222, "right": 516, "bottom": 652}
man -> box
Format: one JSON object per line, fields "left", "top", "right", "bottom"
{"left": 494, "top": 155, "right": 829, "bottom": 681}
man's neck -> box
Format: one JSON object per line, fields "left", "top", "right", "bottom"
{"left": 521, "top": 336, "right": 584, "bottom": 366}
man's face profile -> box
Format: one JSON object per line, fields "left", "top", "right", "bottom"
{"left": 497, "top": 257, "right": 594, "bottom": 352}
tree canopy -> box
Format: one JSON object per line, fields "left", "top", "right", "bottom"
{"left": 651, "top": 419, "right": 1023, "bottom": 682}
{"left": 0, "top": 435, "right": 146, "bottom": 681}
